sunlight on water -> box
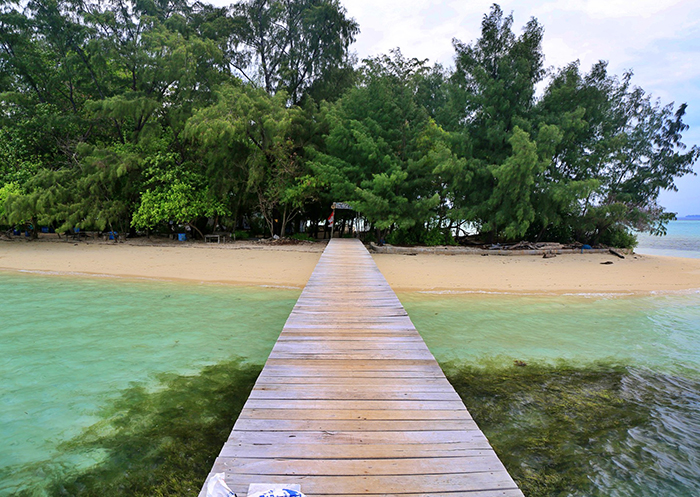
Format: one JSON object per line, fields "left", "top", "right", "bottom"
{"left": 0, "top": 272, "right": 297, "bottom": 495}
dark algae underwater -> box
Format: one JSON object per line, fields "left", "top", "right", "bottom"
{"left": 444, "top": 360, "right": 700, "bottom": 497}
{"left": 402, "top": 291, "right": 700, "bottom": 495}
{"left": 13, "top": 359, "right": 262, "bottom": 497}
{"left": 18, "top": 359, "right": 700, "bottom": 496}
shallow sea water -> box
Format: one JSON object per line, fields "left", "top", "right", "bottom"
{"left": 0, "top": 272, "right": 298, "bottom": 495}
{"left": 402, "top": 291, "right": 700, "bottom": 496}
{"left": 2, "top": 271, "right": 700, "bottom": 495}
{"left": 636, "top": 220, "right": 700, "bottom": 259}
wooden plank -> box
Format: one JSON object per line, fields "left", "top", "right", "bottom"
{"left": 257, "top": 370, "right": 446, "bottom": 379}
{"left": 253, "top": 378, "right": 452, "bottom": 386}
{"left": 242, "top": 400, "right": 470, "bottom": 411}
{"left": 232, "top": 419, "right": 479, "bottom": 432}
{"left": 247, "top": 388, "right": 461, "bottom": 401}
{"left": 271, "top": 341, "right": 430, "bottom": 351}
{"left": 199, "top": 239, "right": 523, "bottom": 497}
{"left": 224, "top": 430, "right": 492, "bottom": 446}
{"left": 219, "top": 443, "right": 496, "bottom": 460}
{"left": 213, "top": 456, "right": 507, "bottom": 476}
{"left": 238, "top": 409, "right": 473, "bottom": 421}
{"left": 222, "top": 473, "right": 520, "bottom": 495}
{"left": 262, "top": 359, "right": 441, "bottom": 368}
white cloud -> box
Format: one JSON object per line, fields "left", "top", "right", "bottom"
{"left": 538, "top": 0, "right": 686, "bottom": 19}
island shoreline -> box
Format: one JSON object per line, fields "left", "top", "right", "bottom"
{"left": 1, "top": 239, "right": 699, "bottom": 295}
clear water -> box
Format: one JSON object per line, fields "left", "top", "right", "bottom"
{"left": 2, "top": 269, "right": 700, "bottom": 495}
{"left": 636, "top": 220, "right": 700, "bottom": 258}
{"left": 403, "top": 292, "right": 700, "bottom": 376}
{"left": 402, "top": 292, "right": 700, "bottom": 496}
{"left": 0, "top": 272, "right": 298, "bottom": 495}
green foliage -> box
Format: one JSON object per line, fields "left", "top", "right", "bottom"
{"left": 0, "top": 182, "right": 21, "bottom": 224}
{"left": 310, "top": 51, "right": 446, "bottom": 232}
{"left": 0, "top": 1, "right": 696, "bottom": 244}
{"left": 386, "top": 224, "right": 456, "bottom": 246}
{"left": 186, "top": 85, "right": 316, "bottom": 237}
{"left": 290, "top": 232, "right": 315, "bottom": 242}
{"left": 233, "top": 230, "right": 250, "bottom": 240}
{"left": 229, "top": 0, "right": 359, "bottom": 103}
{"left": 132, "top": 153, "right": 230, "bottom": 235}
{"left": 599, "top": 225, "right": 639, "bottom": 249}
{"left": 17, "top": 359, "right": 261, "bottom": 497}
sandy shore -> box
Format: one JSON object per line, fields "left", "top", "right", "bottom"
{"left": 2, "top": 239, "right": 699, "bottom": 294}
{"left": 373, "top": 252, "right": 700, "bottom": 294}
{"left": 0, "top": 240, "right": 324, "bottom": 289}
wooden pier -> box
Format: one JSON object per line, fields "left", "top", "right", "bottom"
{"left": 200, "top": 238, "right": 523, "bottom": 496}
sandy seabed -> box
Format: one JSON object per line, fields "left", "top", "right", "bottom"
{"left": 1, "top": 238, "right": 700, "bottom": 294}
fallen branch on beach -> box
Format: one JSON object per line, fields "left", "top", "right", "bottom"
{"left": 609, "top": 249, "right": 626, "bottom": 259}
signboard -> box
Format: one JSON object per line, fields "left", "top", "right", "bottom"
{"left": 332, "top": 202, "right": 353, "bottom": 210}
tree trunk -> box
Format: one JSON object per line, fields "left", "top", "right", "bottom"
{"left": 535, "top": 223, "right": 549, "bottom": 243}
{"left": 280, "top": 206, "right": 288, "bottom": 238}
{"left": 189, "top": 222, "right": 205, "bottom": 240}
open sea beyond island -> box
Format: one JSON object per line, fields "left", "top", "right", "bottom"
{"left": 636, "top": 219, "right": 700, "bottom": 259}
{"left": 2, "top": 223, "right": 700, "bottom": 496}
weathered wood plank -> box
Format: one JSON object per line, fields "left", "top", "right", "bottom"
{"left": 199, "top": 239, "right": 523, "bottom": 497}
{"left": 224, "top": 430, "right": 491, "bottom": 446}
{"left": 242, "top": 399, "right": 470, "bottom": 411}
{"left": 222, "top": 472, "right": 520, "bottom": 495}
{"left": 218, "top": 443, "right": 496, "bottom": 460}
{"left": 237, "top": 409, "right": 473, "bottom": 421}
{"left": 247, "top": 387, "right": 461, "bottom": 401}
{"left": 233, "top": 419, "right": 479, "bottom": 432}
{"left": 212, "top": 456, "right": 507, "bottom": 476}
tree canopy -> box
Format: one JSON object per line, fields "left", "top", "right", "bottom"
{"left": 0, "top": 1, "right": 696, "bottom": 246}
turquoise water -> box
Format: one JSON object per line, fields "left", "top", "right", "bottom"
{"left": 0, "top": 272, "right": 298, "bottom": 495}
{"left": 403, "top": 292, "right": 700, "bottom": 496}
{"left": 3, "top": 268, "right": 700, "bottom": 495}
{"left": 403, "top": 292, "right": 700, "bottom": 376}
{"left": 636, "top": 220, "right": 700, "bottom": 258}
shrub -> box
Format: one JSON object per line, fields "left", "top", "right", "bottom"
{"left": 290, "top": 232, "right": 314, "bottom": 242}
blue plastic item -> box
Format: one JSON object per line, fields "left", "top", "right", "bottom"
{"left": 108, "top": 231, "right": 118, "bottom": 240}
{"left": 41, "top": 227, "right": 49, "bottom": 233}
{"left": 177, "top": 233, "right": 186, "bottom": 241}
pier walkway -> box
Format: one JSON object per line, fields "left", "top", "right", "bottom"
{"left": 200, "top": 238, "right": 523, "bottom": 496}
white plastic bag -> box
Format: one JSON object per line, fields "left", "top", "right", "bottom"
{"left": 206, "top": 473, "right": 236, "bottom": 497}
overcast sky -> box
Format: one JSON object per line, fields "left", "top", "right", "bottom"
{"left": 211, "top": 0, "right": 700, "bottom": 216}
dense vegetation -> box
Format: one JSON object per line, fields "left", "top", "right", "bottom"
{"left": 1, "top": 0, "right": 697, "bottom": 246}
